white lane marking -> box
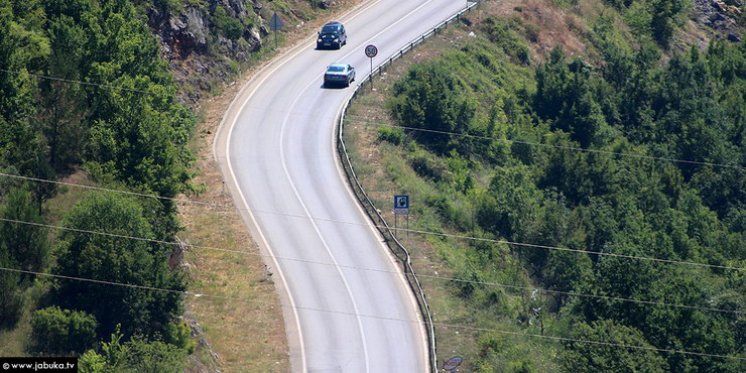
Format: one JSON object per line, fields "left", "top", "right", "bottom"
{"left": 274, "top": 1, "right": 446, "bottom": 371}
{"left": 279, "top": 87, "right": 371, "bottom": 373}
{"left": 219, "top": 2, "right": 387, "bottom": 371}
{"left": 331, "top": 102, "right": 430, "bottom": 371}
{"left": 223, "top": 0, "right": 447, "bottom": 371}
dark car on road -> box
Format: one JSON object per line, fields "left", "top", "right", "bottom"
{"left": 317, "top": 21, "right": 347, "bottom": 49}
{"left": 324, "top": 64, "right": 355, "bottom": 88}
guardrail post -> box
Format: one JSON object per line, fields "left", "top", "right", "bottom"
{"left": 336, "top": 3, "right": 484, "bottom": 371}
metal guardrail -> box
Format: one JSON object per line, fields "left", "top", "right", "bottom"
{"left": 335, "top": 2, "right": 481, "bottom": 372}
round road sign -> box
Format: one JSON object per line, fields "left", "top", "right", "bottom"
{"left": 365, "top": 44, "right": 378, "bottom": 58}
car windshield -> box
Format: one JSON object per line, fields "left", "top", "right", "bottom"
{"left": 321, "top": 25, "right": 339, "bottom": 33}
{"left": 327, "top": 66, "right": 345, "bottom": 72}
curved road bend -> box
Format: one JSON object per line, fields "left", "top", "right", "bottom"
{"left": 215, "top": 1, "right": 467, "bottom": 371}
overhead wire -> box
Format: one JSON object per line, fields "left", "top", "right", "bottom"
{"left": 1, "top": 265, "right": 744, "bottom": 362}
{"left": 4, "top": 61, "right": 744, "bottom": 311}
{"left": 1, "top": 216, "right": 742, "bottom": 316}
{"left": 344, "top": 115, "right": 745, "bottom": 171}
{"left": 6, "top": 24, "right": 744, "bottom": 362}
{"left": 1, "top": 61, "right": 741, "bottom": 170}
{"left": 0, "top": 68, "right": 152, "bottom": 94}
{"left": 0, "top": 171, "right": 742, "bottom": 272}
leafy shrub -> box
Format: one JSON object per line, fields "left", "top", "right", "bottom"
{"left": 388, "top": 62, "right": 477, "bottom": 154}
{"left": 30, "top": 307, "right": 97, "bottom": 355}
{"left": 53, "top": 193, "right": 184, "bottom": 339}
{"left": 79, "top": 328, "right": 186, "bottom": 373}
{"left": 211, "top": 6, "right": 243, "bottom": 41}
{"left": 0, "top": 252, "right": 23, "bottom": 329}
{"left": 377, "top": 126, "right": 405, "bottom": 145}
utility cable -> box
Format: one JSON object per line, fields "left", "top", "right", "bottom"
{"left": 1, "top": 217, "right": 742, "bottom": 316}
{"left": 0, "top": 170, "right": 742, "bottom": 271}
{"left": 0, "top": 174, "right": 743, "bottom": 273}
{"left": 344, "top": 115, "right": 745, "bottom": 170}
{"left": 1, "top": 265, "right": 744, "bottom": 362}
{"left": 0, "top": 68, "right": 151, "bottom": 94}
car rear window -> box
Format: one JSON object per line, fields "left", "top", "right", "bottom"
{"left": 327, "top": 66, "right": 345, "bottom": 72}
{"left": 322, "top": 25, "right": 339, "bottom": 33}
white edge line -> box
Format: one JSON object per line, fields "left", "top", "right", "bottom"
{"left": 278, "top": 79, "right": 371, "bottom": 372}
{"left": 332, "top": 99, "right": 431, "bottom": 372}
{"left": 276, "top": 1, "right": 447, "bottom": 370}
{"left": 214, "top": 1, "right": 385, "bottom": 371}
{"left": 216, "top": 0, "right": 457, "bottom": 370}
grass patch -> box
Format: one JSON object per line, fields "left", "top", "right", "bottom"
{"left": 343, "top": 20, "right": 560, "bottom": 369}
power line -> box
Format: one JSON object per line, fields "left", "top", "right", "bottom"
{"left": 344, "top": 115, "right": 745, "bottom": 170}
{"left": 0, "top": 171, "right": 224, "bottom": 209}
{"left": 0, "top": 68, "right": 151, "bottom": 94}
{"left": 6, "top": 170, "right": 743, "bottom": 271}
{"left": 1, "top": 265, "right": 743, "bottom": 362}
{"left": 391, "top": 225, "right": 744, "bottom": 271}
{"left": 1, "top": 217, "right": 742, "bottom": 316}
{"left": 4, "top": 56, "right": 741, "bottom": 170}
{"left": 244, "top": 210, "right": 746, "bottom": 272}
{"left": 4, "top": 203, "right": 743, "bottom": 273}
{"left": 0, "top": 170, "right": 743, "bottom": 273}
{"left": 1, "top": 169, "right": 743, "bottom": 272}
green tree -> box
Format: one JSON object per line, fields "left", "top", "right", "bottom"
{"left": 79, "top": 327, "right": 186, "bottom": 373}
{"left": 53, "top": 192, "right": 184, "bottom": 339}
{"left": 0, "top": 249, "right": 23, "bottom": 329}
{"left": 0, "top": 186, "right": 49, "bottom": 279}
{"left": 30, "top": 306, "right": 97, "bottom": 355}
{"left": 388, "top": 62, "right": 477, "bottom": 154}
{"left": 650, "top": 0, "right": 688, "bottom": 47}
{"left": 42, "top": 14, "right": 88, "bottom": 171}
{"left": 477, "top": 165, "right": 543, "bottom": 242}
{"left": 0, "top": 2, "right": 51, "bottom": 179}
{"left": 561, "top": 320, "right": 668, "bottom": 372}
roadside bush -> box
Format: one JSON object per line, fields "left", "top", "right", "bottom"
{"left": 53, "top": 193, "right": 184, "bottom": 339}
{"left": 0, "top": 186, "right": 49, "bottom": 280}
{"left": 79, "top": 329, "right": 187, "bottom": 373}
{"left": 377, "top": 126, "right": 405, "bottom": 145}
{"left": 388, "top": 62, "right": 477, "bottom": 154}
{"left": 30, "top": 307, "right": 97, "bottom": 355}
{"left": 211, "top": 5, "right": 243, "bottom": 41}
{"left": 0, "top": 251, "right": 23, "bottom": 329}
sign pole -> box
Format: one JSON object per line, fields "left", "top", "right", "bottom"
{"left": 393, "top": 194, "right": 409, "bottom": 241}
{"left": 269, "top": 13, "right": 283, "bottom": 50}
{"left": 394, "top": 213, "right": 398, "bottom": 240}
{"left": 364, "top": 44, "right": 378, "bottom": 90}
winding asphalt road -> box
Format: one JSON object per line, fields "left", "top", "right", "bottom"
{"left": 215, "top": 1, "right": 468, "bottom": 371}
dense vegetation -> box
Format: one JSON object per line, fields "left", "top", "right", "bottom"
{"left": 381, "top": 11, "right": 745, "bottom": 371}
{"left": 0, "top": 0, "right": 195, "bottom": 366}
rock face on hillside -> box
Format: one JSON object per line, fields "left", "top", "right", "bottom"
{"left": 693, "top": 0, "right": 743, "bottom": 42}
{"left": 144, "top": 0, "right": 308, "bottom": 102}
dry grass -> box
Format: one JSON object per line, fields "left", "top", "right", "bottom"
{"left": 340, "top": 2, "right": 598, "bottom": 368}
{"left": 178, "top": 1, "right": 366, "bottom": 371}
{"left": 486, "top": 0, "right": 589, "bottom": 61}
{"left": 342, "top": 25, "right": 488, "bottom": 366}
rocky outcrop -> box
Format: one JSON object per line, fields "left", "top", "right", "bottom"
{"left": 145, "top": 1, "right": 266, "bottom": 102}
{"left": 143, "top": 1, "right": 338, "bottom": 102}
{"left": 164, "top": 7, "right": 209, "bottom": 58}
{"left": 692, "top": 0, "right": 743, "bottom": 42}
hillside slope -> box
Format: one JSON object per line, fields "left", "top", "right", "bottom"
{"left": 342, "top": 0, "right": 745, "bottom": 370}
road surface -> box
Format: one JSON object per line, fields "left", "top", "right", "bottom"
{"left": 215, "top": 1, "right": 468, "bottom": 371}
